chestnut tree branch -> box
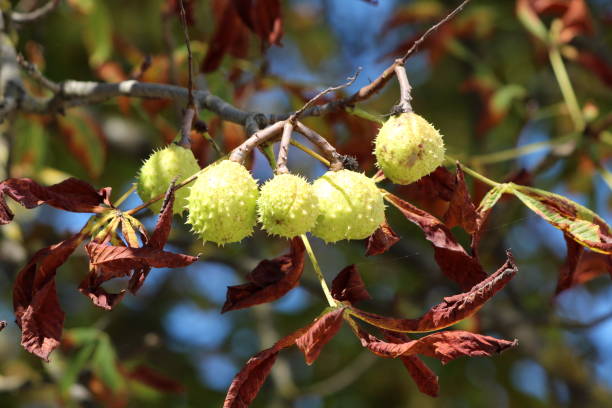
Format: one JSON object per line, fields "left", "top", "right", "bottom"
{"left": 10, "top": 0, "right": 61, "bottom": 24}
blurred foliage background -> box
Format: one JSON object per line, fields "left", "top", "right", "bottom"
{"left": 1, "top": 0, "right": 611, "bottom": 406}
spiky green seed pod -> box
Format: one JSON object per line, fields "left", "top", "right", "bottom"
{"left": 186, "top": 160, "right": 258, "bottom": 245}
{"left": 311, "top": 170, "right": 385, "bottom": 242}
{"left": 257, "top": 173, "right": 319, "bottom": 238}
{"left": 137, "top": 144, "right": 201, "bottom": 214}
{"left": 374, "top": 112, "right": 445, "bottom": 185}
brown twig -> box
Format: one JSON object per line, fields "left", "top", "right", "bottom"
{"left": 15, "top": 54, "right": 61, "bottom": 93}
{"left": 290, "top": 68, "right": 361, "bottom": 123}
{"left": 276, "top": 122, "right": 294, "bottom": 174}
{"left": 11, "top": 0, "right": 60, "bottom": 24}
{"left": 177, "top": 0, "right": 195, "bottom": 147}
{"left": 294, "top": 122, "right": 343, "bottom": 171}
{"left": 228, "top": 121, "right": 285, "bottom": 164}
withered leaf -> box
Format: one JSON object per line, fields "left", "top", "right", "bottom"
{"left": 86, "top": 243, "right": 198, "bottom": 270}
{"left": 233, "top": 0, "right": 283, "bottom": 45}
{"left": 125, "top": 364, "right": 185, "bottom": 393}
{"left": 360, "top": 329, "right": 517, "bottom": 365}
{"left": 385, "top": 193, "right": 487, "bottom": 290}
{"left": 348, "top": 253, "right": 517, "bottom": 333}
{"left": 509, "top": 184, "right": 612, "bottom": 254}
{"left": 331, "top": 265, "right": 371, "bottom": 304}
{"left": 222, "top": 237, "right": 305, "bottom": 313}
{"left": 443, "top": 164, "right": 478, "bottom": 234}
{"left": 0, "top": 178, "right": 111, "bottom": 225}
{"left": 384, "top": 331, "right": 439, "bottom": 397}
{"left": 13, "top": 233, "right": 84, "bottom": 361}
{"left": 366, "top": 221, "right": 400, "bottom": 256}
{"left": 556, "top": 235, "right": 612, "bottom": 295}
{"left": 296, "top": 308, "right": 344, "bottom": 365}
{"left": 224, "top": 324, "right": 310, "bottom": 408}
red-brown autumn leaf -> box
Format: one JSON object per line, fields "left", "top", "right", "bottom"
{"left": 296, "top": 308, "right": 345, "bottom": 365}
{"left": 385, "top": 192, "right": 487, "bottom": 290}
{"left": 384, "top": 331, "right": 439, "bottom": 397}
{"left": 124, "top": 364, "right": 185, "bottom": 393}
{"left": 224, "top": 324, "right": 310, "bottom": 408}
{"left": 443, "top": 164, "right": 478, "bottom": 234}
{"left": 201, "top": 0, "right": 282, "bottom": 73}
{"left": 13, "top": 233, "right": 84, "bottom": 361}
{"left": 233, "top": 0, "right": 283, "bottom": 46}
{"left": 360, "top": 329, "right": 517, "bottom": 364}
{"left": 348, "top": 253, "right": 517, "bottom": 333}
{"left": 86, "top": 244, "right": 197, "bottom": 270}
{"left": 517, "top": 0, "right": 593, "bottom": 43}
{"left": 0, "top": 177, "right": 111, "bottom": 225}
{"left": 331, "top": 265, "right": 371, "bottom": 304}
{"left": 556, "top": 235, "right": 612, "bottom": 295}
{"left": 222, "top": 237, "right": 305, "bottom": 313}
{"left": 366, "top": 221, "right": 400, "bottom": 256}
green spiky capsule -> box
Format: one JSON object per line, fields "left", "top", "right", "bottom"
{"left": 186, "top": 160, "right": 258, "bottom": 245}
{"left": 374, "top": 112, "right": 445, "bottom": 185}
{"left": 257, "top": 173, "right": 319, "bottom": 238}
{"left": 311, "top": 170, "right": 385, "bottom": 242}
{"left": 137, "top": 144, "right": 201, "bottom": 214}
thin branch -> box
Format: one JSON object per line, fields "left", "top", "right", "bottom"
{"left": 290, "top": 68, "right": 361, "bottom": 122}
{"left": 275, "top": 122, "right": 294, "bottom": 174}
{"left": 294, "top": 122, "right": 343, "bottom": 170}
{"left": 16, "top": 54, "right": 61, "bottom": 93}
{"left": 177, "top": 0, "right": 195, "bottom": 147}
{"left": 228, "top": 121, "right": 285, "bottom": 163}
{"left": 11, "top": 0, "right": 60, "bottom": 24}
{"left": 393, "top": 63, "right": 412, "bottom": 113}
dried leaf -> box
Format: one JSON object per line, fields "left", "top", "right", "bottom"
{"left": 384, "top": 332, "right": 439, "bottom": 397}
{"left": 13, "top": 233, "right": 83, "bottom": 360}
{"left": 443, "top": 165, "right": 478, "bottom": 234}
{"left": 233, "top": 0, "right": 283, "bottom": 45}
{"left": 331, "top": 265, "right": 371, "bottom": 304}
{"left": 385, "top": 193, "right": 487, "bottom": 290}
{"left": 0, "top": 177, "right": 111, "bottom": 225}
{"left": 86, "top": 243, "right": 198, "bottom": 270}
{"left": 359, "top": 329, "right": 517, "bottom": 364}
{"left": 222, "top": 237, "right": 305, "bottom": 313}
{"left": 224, "top": 324, "right": 309, "bottom": 408}
{"left": 296, "top": 308, "right": 344, "bottom": 365}
{"left": 366, "top": 221, "right": 400, "bottom": 256}
{"left": 509, "top": 184, "right": 612, "bottom": 254}
{"left": 125, "top": 364, "right": 185, "bottom": 393}
{"left": 348, "top": 253, "right": 517, "bottom": 333}
{"left": 556, "top": 235, "right": 612, "bottom": 295}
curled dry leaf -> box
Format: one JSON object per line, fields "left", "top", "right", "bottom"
{"left": 222, "top": 237, "right": 305, "bottom": 313}
{"left": 358, "top": 327, "right": 517, "bottom": 365}
{"left": 366, "top": 221, "right": 400, "bottom": 256}
{"left": 443, "top": 164, "right": 478, "bottom": 234}
{"left": 224, "top": 324, "right": 311, "bottom": 408}
{"left": 13, "top": 233, "right": 84, "bottom": 361}
{"left": 296, "top": 308, "right": 345, "bottom": 365}
{"left": 331, "top": 265, "right": 371, "bottom": 304}
{"left": 384, "top": 331, "right": 439, "bottom": 397}
{"left": 385, "top": 192, "right": 487, "bottom": 290}
{"left": 347, "top": 253, "right": 517, "bottom": 333}
{"left": 556, "top": 235, "right": 612, "bottom": 295}
{"left": 0, "top": 177, "right": 111, "bottom": 225}
{"left": 124, "top": 364, "right": 185, "bottom": 393}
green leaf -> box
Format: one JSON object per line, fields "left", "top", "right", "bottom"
{"left": 11, "top": 116, "right": 48, "bottom": 176}
{"left": 477, "top": 183, "right": 507, "bottom": 213}
{"left": 509, "top": 184, "right": 612, "bottom": 254}
{"left": 92, "top": 334, "right": 124, "bottom": 392}
{"left": 57, "top": 109, "right": 106, "bottom": 178}
{"left": 59, "top": 341, "right": 97, "bottom": 395}
{"left": 82, "top": 2, "right": 112, "bottom": 67}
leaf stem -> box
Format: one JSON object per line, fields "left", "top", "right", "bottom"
{"left": 445, "top": 155, "right": 499, "bottom": 187}
{"left": 548, "top": 31, "right": 585, "bottom": 131}
{"left": 114, "top": 183, "right": 137, "bottom": 208}
{"left": 300, "top": 234, "right": 336, "bottom": 307}
{"left": 290, "top": 139, "right": 330, "bottom": 167}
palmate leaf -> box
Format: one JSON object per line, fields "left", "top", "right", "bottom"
{"left": 508, "top": 183, "right": 612, "bottom": 254}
